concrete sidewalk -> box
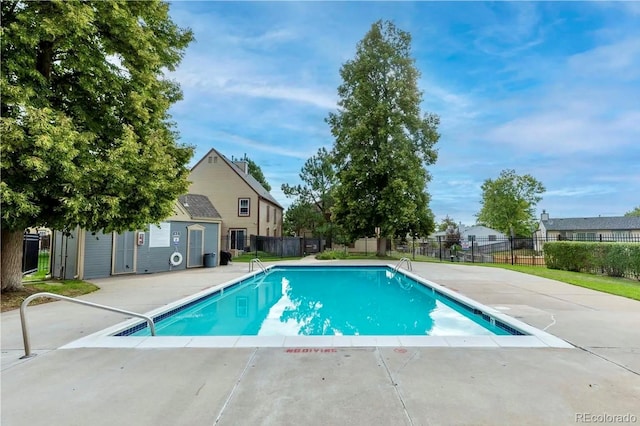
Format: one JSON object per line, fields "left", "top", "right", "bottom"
{"left": 2, "top": 259, "right": 639, "bottom": 425}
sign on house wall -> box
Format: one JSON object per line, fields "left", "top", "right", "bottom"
{"left": 149, "top": 222, "right": 171, "bottom": 247}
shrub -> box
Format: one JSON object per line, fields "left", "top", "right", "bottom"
{"left": 629, "top": 245, "right": 640, "bottom": 280}
{"left": 544, "top": 241, "right": 640, "bottom": 280}
{"left": 544, "top": 242, "right": 595, "bottom": 272}
{"left": 316, "top": 249, "right": 348, "bottom": 260}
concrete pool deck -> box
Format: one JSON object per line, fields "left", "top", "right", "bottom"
{"left": 2, "top": 258, "right": 639, "bottom": 425}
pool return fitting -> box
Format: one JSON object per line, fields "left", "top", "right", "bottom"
{"left": 19, "top": 292, "right": 156, "bottom": 359}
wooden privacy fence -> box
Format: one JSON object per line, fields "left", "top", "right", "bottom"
{"left": 491, "top": 255, "right": 546, "bottom": 266}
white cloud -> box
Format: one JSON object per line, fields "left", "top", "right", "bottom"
{"left": 487, "top": 107, "right": 638, "bottom": 154}
{"left": 221, "top": 82, "right": 336, "bottom": 110}
{"left": 209, "top": 131, "right": 312, "bottom": 159}
{"left": 471, "top": 3, "right": 545, "bottom": 57}
{"left": 567, "top": 38, "right": 640, "bottom": 80}
{"left": 544, "top": 185, "right": 617, "bottom": 198}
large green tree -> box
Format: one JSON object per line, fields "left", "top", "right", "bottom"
{"left": 326, "top": 21, "right": 439, "bottom": 255}
{"left": 282, "top": 200, "right": 322, "bottom": 237}
{"left": 1, "top": 0, "right": 193, "bottom": 291}
{"left": 624, "top": 206, "right": 640, "bottom": 217}
{"left": 245, "top": 157, "right": 271, "bottom": 191}
{"left": 281, "top": 147, "right": 337, "bottom": 245}
{"left": 475, "top": 169, "right": 545, "bottom": 237}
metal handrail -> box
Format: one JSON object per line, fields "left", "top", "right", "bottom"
{"left": 393, "top": 257, "right": 413, "bottom": 272}
{"left": 249, "top": 258, "right": 268, "bottom": 273}
{"left": 20, "top": 292, "right": 156, "bottom": 359}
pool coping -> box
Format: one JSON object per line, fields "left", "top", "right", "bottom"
{"left": 60, "top": 264, "right": 573, "bottom": 350}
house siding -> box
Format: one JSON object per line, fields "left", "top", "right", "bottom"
{"left": 136, "top": 221, "right": 219, "bottom": 274}
{"left": 51, "top": 221, "right": 220, "bottom": 280}
{"left": 189, "top": 153, "right": 257, "bottom": 239}
{"left": 258, "top": 199, "right": 283, "bottom": 238}
{"left": 83, "top": 231, "right": 114, "bottom": 279}
{"left": 189, "top": 149, "right": 283, "bottom": 244}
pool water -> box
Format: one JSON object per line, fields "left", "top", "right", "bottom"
{"left": 128, "top": 266, "right": 512, "bottom": 337}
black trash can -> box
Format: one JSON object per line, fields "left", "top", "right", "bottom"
{"left": 220, "top": 251, "right": 232, "bottom": 265}
{"left": 203, "top": 253, "right": 216, "bottom": 268}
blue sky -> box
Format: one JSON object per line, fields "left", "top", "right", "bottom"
{"left": 167, "top": 1, "right": 639, "bottom": 226}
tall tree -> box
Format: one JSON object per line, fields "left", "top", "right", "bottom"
{"left": 476, "top": 169, "right": 545, "bottom": 237}
{"left": 437, "top": 215, "right": 458, "bottom": 232}
{"left": 326, "top": 20, "right": 439, "bottom": 255}
{"left": 282, "top": 200, "right": 322, "bottom": 237}
{"left": 281, "top": 147, "right": 336, "bottom": 245}
{"left": 244, "top": 157, "right": 271, "bottom": 191}
{"left": 624, "top": 206, "right": 640, "bottom": 217}
{"left": 1, "top": 1, "right": 193, "bottom": 291}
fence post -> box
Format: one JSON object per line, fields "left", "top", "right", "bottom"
{"left": 509, "top": 236, "right": 514, "bottom": 265}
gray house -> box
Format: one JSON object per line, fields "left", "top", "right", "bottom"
{"left": 534, "top": 210, "right": 640, "bottom": 250}
{"left": 51, "top": 194, "right": 222, "bottom": 280}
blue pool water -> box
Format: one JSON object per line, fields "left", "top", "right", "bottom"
{"left": 123, "top": 266, "right": 517, "bottom": 337}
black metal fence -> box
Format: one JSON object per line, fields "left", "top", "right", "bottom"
{"left": 419, "top": 237, "right": 543, "bottom": 266}
{"left": 22, "top": 234, "right": 40, "bottom": 274}
{"left": 392, "top": 234, "right": 640, "bottom": 267}
{"left": 220, "top": 235, "right": 324, "bottom": 258}
{"left": 22, "top": 232, "right": 51, "bottom": 276}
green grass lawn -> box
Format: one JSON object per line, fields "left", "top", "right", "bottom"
{"left": 475, "top": 263, "right": 640, "bottom": 301}
{"left": 3, "top": 279, "right": 100, "bottom": 312}
{"left": 232, "top": 251, "right": 303, "bottom": 262}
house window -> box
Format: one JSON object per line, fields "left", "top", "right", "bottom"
{"left": 274, "top": 209, "right": 276, "bottom": 224}
{"left": 468, "top": 235, "right": 476, "bottom": 242}
{"left": 266, "top": 227, "right": 270, "bottom": 237}
{"left": 613, "top": 230, "right": 630, "bottom": 241}
{"left": 488, "top": 235, "right": 496, "bottom": 241}
{"left": 266, "top": 206, "right": 270, "bottom": 222}
{"left": 574, "top": 232, "right": 596, "bottom": 241}
{"left": 273, "top": 228, "right": 277, "bottom": 237}
{"left": 238, "top": 198, "right": 250, "bottom": 216}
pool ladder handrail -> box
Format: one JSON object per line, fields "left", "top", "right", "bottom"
{"left": 249, "top": 258, "right": 269, "bottom": 274}
{"left": 19, "top": 292, "right": 156, "bottom": 359}
{"left": 393, "top": 257, "right": 413, "bottom": 273}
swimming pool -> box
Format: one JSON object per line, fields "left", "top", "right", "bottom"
{"left": 121, "top": 266, "right": 514, "bottom": 337}
{"left": 63, "top": 264, "right": 572, "bottom": 349}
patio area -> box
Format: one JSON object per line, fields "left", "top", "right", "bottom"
{"left": 2, "top": 258, "right": 639, "bottom": 425}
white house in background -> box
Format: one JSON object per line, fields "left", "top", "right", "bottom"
{"left": 431, "top": 224, "right": 507, "bottom": 248}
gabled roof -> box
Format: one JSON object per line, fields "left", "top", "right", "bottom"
{"left": 178, "top": 194, "right": 221, "bottom": 219}
{"left": 541, "top": 216, "right": 640, "bottom": 231}
{"left": 193, "top": 148, "right": 283, "bottom": 209}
